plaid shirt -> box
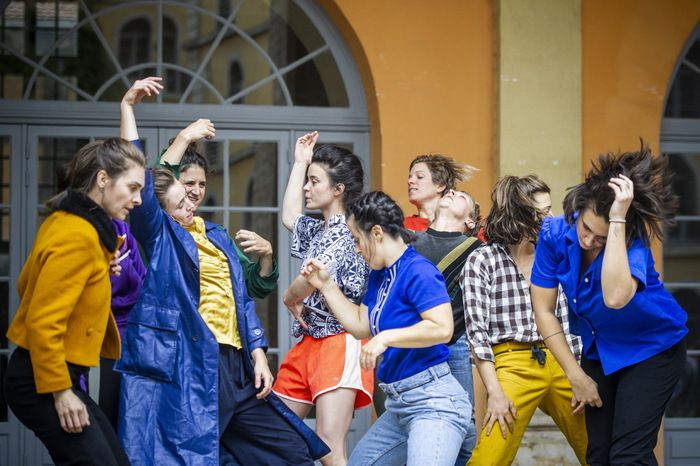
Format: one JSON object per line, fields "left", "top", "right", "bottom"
{"left": 461, "top": 243, "right": 582, "bottom": 363}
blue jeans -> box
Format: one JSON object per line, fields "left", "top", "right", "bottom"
{"left": 447, "top": 335, "right": 477, "bottom": 465}
{"left": 348, "top": 362, "right": 470, "bottom": 466}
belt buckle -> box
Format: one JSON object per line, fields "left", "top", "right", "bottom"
{"left": 531, "top": 346, "right": 546, "bottom": 366}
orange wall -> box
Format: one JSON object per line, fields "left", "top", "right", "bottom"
{"left": 320, "top": 0, "right": 496, "bottom": 214}
{"left": 583, "top": 0, "right": 700, "bottom": 158}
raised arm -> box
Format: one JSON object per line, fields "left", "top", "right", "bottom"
{"left": 601, "top": 174, "right": 638, "bottom": 308}
{"left": 282, "top": 131, "right": 318, "bottom": 230}
{"left": 159, "top": 119, "right": 216, "bottom": 168}
{"left": 120, "top": 77, "right": 162, "bottom": 141}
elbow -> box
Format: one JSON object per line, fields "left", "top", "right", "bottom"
{"left": 435, "top": 322, "right": 453, "bottom": 344}
{"left": 603, "top": 291, "right": 631, "bottom": 309}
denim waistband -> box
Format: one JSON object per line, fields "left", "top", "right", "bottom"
{"left": 379, "top": 362, "right": 451, "bottom": 397}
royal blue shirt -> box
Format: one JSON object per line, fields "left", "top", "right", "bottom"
{"left": 363, "top": 246, "right": 451, "bottom": 384}
{"left": 531, "top": 215, "right": 688, "bottom": 375}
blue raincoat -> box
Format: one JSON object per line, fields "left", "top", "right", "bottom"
{"left": 116, "top": 169, "right": 329, "bottom": 465}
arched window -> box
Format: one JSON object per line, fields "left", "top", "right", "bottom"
{"left": 118, "top": 18, "right": 150, "bottom": 70}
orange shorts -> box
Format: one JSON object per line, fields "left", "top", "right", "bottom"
{"left": 273, "top": 332, "right": 374, "bottom": 409}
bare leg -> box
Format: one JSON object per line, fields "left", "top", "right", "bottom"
{"left": 315, "top": 388, "right": 357, "bottom": 466}
{"left": 278, "top": 397, "right": 313, "bottom": 420}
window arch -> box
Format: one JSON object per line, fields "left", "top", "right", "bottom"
{"left": 118, "top": 17, "right": 151, "bottom": 71}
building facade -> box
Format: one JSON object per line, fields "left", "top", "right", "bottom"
{"left": 0, "top": 1, "right": 698, "bottom": 464}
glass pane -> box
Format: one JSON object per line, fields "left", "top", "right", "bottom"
{"left": 668, "top": 153, "right": 700, "bottom": 216}
{"left": 0, "top": 353, "right": 7, "bottom": 421}
{"left": 0, "top": 210, "right": 9, "bottom": 276}
{"left": 0, "top": 136, "right": 10, "bottom": 204}
{"left": 228, "top": 140, "right": 277, "bottom": 207}
{"left": 194, "top": 140, "right": 225, "bottom": 208}
{"left": 37, "top": 137, "right": 89, "bottom": 203}
{"left": 0, "top": 281, "right": 8, "bottom": 349}
{"left": 284, "top": 50, "right": 349, "bottom": 107}
{"left": 666, "top": 353, "right": 700, "bottom": 418}
{"left": 36, "top": 136, "right": 80, "bottom": 198}
{"left": 665, "top": 39, "right": 700, "bottom": 118}
{"left": 196, "top": 208, "right": 223, "bottom": 226}
{"left": 228, "top": 211, "right": 278, "bottom": 347}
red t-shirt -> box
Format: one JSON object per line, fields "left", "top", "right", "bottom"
{"left": 403, "top": 215, "right": 430, "bottom": 232}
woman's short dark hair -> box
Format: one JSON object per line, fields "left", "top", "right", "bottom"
{"left": 152, "top": 168, "right": 178, "bottom": 210}
{"left": 47, "top": 138, "right": 146, "bottom": 210}
{"left": 485, "top": 175, "right": 550, "bottom": 245}
{"left": 563, "top": 142, "right": 678, "bottom": 245}
{"left": 167, "top": 138, "right": 209, "bottom": 174}
{"left": 312, "top": 145, "right": 364, "bottom": 212}
{"left": 348, "top": 191, "right": 415, "bottom": 244}
{"left": 410, "top": 154, "right": 477, "bottom": 195}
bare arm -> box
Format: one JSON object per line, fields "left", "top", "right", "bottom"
{"left": 532, "top": 284, "right": 601, "bottom": 414}
{"left": 282, "top": 131, "right": 318, "bottom": 230}
{"left": 159, "top": 119, "right": 216, "bottom": 167}
{"left": 601, "top": 175, "right": 638, "bottom": 308}
{"left": 300, "top": 258, "right": 369, "bottom": 338}
{"left": 120, "top": 77, "right": 163, "bottom": 141}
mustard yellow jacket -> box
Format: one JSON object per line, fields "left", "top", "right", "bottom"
{"left": 7, "top": 210, "right": 120, "bottom": 393}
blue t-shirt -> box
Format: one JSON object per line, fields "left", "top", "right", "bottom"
{"left": 531, "top": 215, "right": 688, "bottom": 375}
{"left": 363, "top": 246, "right": 451, "bottom": 383}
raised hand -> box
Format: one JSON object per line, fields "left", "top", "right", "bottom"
{"left": 121, "top": 76, "right": 163, "bottom": 106}
{"left": 294, "top": 131, "right": 319, "bottom": 165}
{"left": 608, "top": 174, "right": 634, "bottom": 221}
{"left": 178, "top": 118, "right": 216, "bottom": 144}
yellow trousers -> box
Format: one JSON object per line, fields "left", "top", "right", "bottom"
{"left": 468, "top": 341, "right": 588, "bottom": 466}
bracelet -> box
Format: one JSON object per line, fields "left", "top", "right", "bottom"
{"left": 543, "top": 330, "right": 564, "bottom": 342}
{"left": 609, "top": 218, "right": 626, "bottom": 224}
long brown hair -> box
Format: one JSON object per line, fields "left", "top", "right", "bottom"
{"left": 563, "top": 142, "right": 678, "bottom": 245}
{"left": 46, "top": 138, "right": 145, "bottom": 210}
{"left": 485, "top": 175, "right": 550, "bottom": 245}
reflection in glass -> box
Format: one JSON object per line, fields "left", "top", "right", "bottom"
{"left": 228, "top": 211, "right": 277, "bottom": 347}
{"left": 666, "top": 354, "right": 700, "bottom": 418}
{"left": 665, "top": 39, "right": 700, "bottom": 118}
{"left": 1, "top": 0, "right": 349, "bottom": 107}
{"left": 1, "top": 136, "right": 9, "bottom": 204}
{"left": 228, "top": 140, "right": 277, "bottom": 207}
{"left": 37, "top": 137, "right": 89, "bottom": 203}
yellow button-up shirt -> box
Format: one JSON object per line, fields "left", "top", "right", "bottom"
{"left": 185, "top": 217, "right": 241, "bottom": 348}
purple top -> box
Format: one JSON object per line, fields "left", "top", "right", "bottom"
{"left": 111, "top": 219, "right": 146, "bottom": 339}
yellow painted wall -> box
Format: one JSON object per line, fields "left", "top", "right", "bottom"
{"left": 499, "top": 0, "right": 581, "bottom": 215}
{"left": 320, "top": 0, "right": 496, "bottom": 213}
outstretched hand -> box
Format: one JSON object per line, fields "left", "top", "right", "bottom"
{"left": 294, "top": 131, "right": 319, "bottom": 164}
{"left": 608, "top": 174, "right": 634, "bottom": 221}
{"left": 122, "top": 77, "right": 163, "bottom": 106}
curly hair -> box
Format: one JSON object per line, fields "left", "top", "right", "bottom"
{"left": 348, "top": 191, "right": 415, "bottom": 244}
{"left": 563, "top": 142, "right": 678, "bottom": 245}
{"left": 485, "top": 175, "right": 551, "bottom": 245}
{"left": 410, "top": 154, "right": 478, "bottom": 195}
{"left": 312, "top": 145, "right": 365, "bottom": 213}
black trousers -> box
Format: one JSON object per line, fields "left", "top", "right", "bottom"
{"left": 98, "top": 357, "right": 120, "bottom": 431}
{"left": 583, "top": 339, "right": 686, "bottom": 466}
{"left": 4, "top": 347, "right": 129, "bottom": 466}
{"left": 217, "top": 344, "right": 314, "bottom": 466}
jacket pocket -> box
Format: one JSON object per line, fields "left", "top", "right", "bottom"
{"left": 119, "top": 303, "right": 180, "bottom": 382}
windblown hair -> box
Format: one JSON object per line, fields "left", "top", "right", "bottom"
{"left": 563, "top": 143, "right": 678, "bottom": 245}
{"left": 410, "top": 154, "right": 478, "bottom": 195}
{"left": 348, "top": 191, "right": 415, "bottom": 244}
{"left": 167, "top": 138, "right": 210, "bottom": 174}
{"left": 485, "top": 175, "right": 550, "bottom": 245}
{"left": 312, "top": 145, "right": 365, "bottom": 213}
{"left": 152, "top": 168, "right": 178, "bottom": 210}
{"left": 46, "top": 138, "right": 146, "bottom": 210}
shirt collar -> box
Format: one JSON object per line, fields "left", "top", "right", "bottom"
{"left": 327, "top": 213, "right": 346, "bottom": 227}
{"left": 184, "top": 216, "right": 206, "bottom": 234}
